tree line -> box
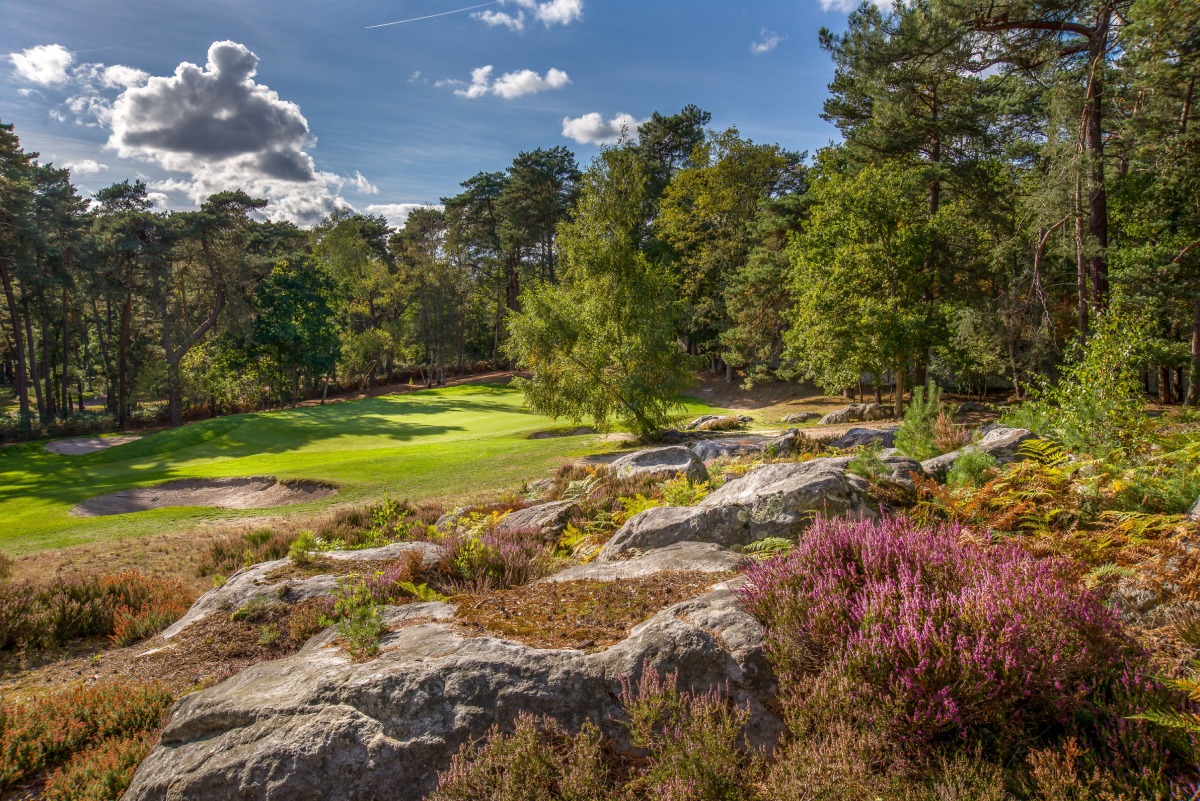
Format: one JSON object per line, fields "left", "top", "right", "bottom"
{"left": 2, "top": 0, "right": 1197, "bottom": 437}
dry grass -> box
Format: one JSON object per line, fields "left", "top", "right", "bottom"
{"left": 452, "top": 572, "right": 734, "bottom": 651}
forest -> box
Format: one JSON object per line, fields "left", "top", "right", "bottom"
{"left": 1, "top": 0, "right": 1197, "bottom": 440}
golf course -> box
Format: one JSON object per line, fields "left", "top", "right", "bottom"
{"left": 0, "top": 381, "right": 723, "bottom": 555}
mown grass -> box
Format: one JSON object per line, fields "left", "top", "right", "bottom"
{"left": 0, "top": 382, "right": 725, "bottom": 555}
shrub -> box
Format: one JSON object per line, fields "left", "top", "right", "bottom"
{"left": 0, "top": 551, "right": 12, "bottom": 581}
{"left": 288, "top": 531, "right": 318, "bottom": 566}
{"left": 430, "top": 712, "right": 611, "bottom": 801}
{"left": 0, "top": 682, "right": 174, "bottom": 790}
{"left": 438, "top": 526, "right": 557, "bottom": 592}
{"left": 737, "top": 516, "right": 1186, "bottom": 791}
{"left": 847, "top": 442, "right": 889, "bottom": 482}
{"left": 944, "top": 447, "right": 999, "bottom": 489}
{"left": 39, "top": 730, "right": 159, "bottom": 801}
{"left": 931, "top": 409, "right": 969, "bottom": 454}
{"left": 695, "top": 415, "right": 745, "bottom": 432}
{"left": 894, "top": 384, "right": 944, "bottom": 461}
{"left": 322, "top": 576, "right": 389, "bottom": 660}
{"left": 0, "top": 572, "right": 194, "bottom": 651}
{"left": 661, "top": 476, "right": 711, "bottom": 506}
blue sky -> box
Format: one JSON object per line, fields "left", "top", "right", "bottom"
{"left": 1, "top": 0, "right": 863, "bottom": 226}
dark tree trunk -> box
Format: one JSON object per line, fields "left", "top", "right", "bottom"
{"left": 0, "top": 262, "right": 30, "bottom": 429}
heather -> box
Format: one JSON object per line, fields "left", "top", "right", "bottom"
{"left": 737, "top": 515, "right": 1191, "bottom": 794}
{"left": 0, "top": 571, "right": 195, "bottom": 651}
{"left": 0, "top": 681, "right": 174, "bottom": 792}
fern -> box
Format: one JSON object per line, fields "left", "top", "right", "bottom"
{"left": 742, "top": 537, "right": 794, "bottom": 560}
{"left": 1017, "top": 439, "right": 1068, "bottom": 466}
{"left": 1084, "top": 563, "right": 1135, "bottom": 588}
{"left": 1131, "top": 662, "right": 1200, "bottom": 735}
{"left": 396, "top": 581, "right": 449, "bottom": 603}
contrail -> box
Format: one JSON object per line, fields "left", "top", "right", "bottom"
{"left": 366, "top": 1, "right": 501, "bottom": 28}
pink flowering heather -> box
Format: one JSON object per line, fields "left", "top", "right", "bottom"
{"left": 737, "top": 516, "right": 1173, "bottom": 767}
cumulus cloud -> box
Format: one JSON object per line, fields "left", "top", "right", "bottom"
{"left": 473, "top": 0, "right": 583, "bottom": 30}
{"left": 750, "top": 30, "right": 784, "bottom": 54}
{"left": 9, "top": 44, "right": 73, "bottom": 85}
{"left": 64, "top": 159, "right": 108, "bottom": 175}
{"left": 561, "top": 112, "right": 644, "bottom": 145}
{"left": 349, "top": 171, "right": 379, "bottom": 195}
{"left": 366, "top": 203, "right": 444, "bottom": 228}
{"left": 453, "top": 65, "right": 570, "bottom": 99}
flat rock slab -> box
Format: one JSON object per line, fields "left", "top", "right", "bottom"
{"left": 542, "top": 542, "right": 744, "bottom": 582}
{"left": 45, "top": 435, "right": 142, "bottom": 455}
{"left": 72, "top": 476, "right": 336, "bottom": 517}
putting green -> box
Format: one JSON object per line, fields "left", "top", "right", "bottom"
{"left": 0, "top": 382, "right": 725, "bottom": 555}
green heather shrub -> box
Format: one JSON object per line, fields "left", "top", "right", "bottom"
{"left": 945, "top": 447, "right": 999, "bottom": 488}
{"left": 895, "top": 384, "right": 944, "bottom": 461}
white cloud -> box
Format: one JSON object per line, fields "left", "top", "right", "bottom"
{"left": 365, "top": 203, "right": 443, "bottom": 228}
{"left": 97, "top": 64, "right": 149, "bottom": 89}
{"left": 453, "top": 65, "right": 570, "bottom": 99}
{"left": 474, "top": 9, "right": 526, "bottom": 31}
{"left": 473, "top": 0, "right": 582, "bottom": 30}
{"left": 17, "top": 87, "right": 41, "bottom": 97}
{"left": 750, "top": 30, "right": 784, "bottom": 54}
{"left": 561, "top": 112, "right": 644, "bottom": 145}
{"left": 9, "top": 44, "right": 74, "bottom": 85}
{"left": 349, "top": 171, "right": 379, "bottom": 195}
{"left": 64, "top": 159, "right": 108, "bottom": 175}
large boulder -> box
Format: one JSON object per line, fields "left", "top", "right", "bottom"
{"left": 818, "top": 405, "right": 858, "bottom": 425}
{"left": 918, "top": 426, "right": 1036, "bottom": 480}
{"left": 780, "top": 411, "right": 819, "bottom": 424}
{"left": 597, "top": 458, "right": 873, "bottom": 560}
{"left": 495, "top": 500, "right": 579, "bottom": 542}
{"left": 860, "top": 402, "right": 891, "bottom": 421}
{"left": 828, "top": 426, "right": 899, "bottom": 450}
{"left": 607, "top": 446, "right": 708, "bottom": 483}
{"left": 690, "top": 439, "right": 763, "bottom": 463}
{"left": 123, "top": 585, "right": 781, "bottom": 801}
{"left": 161, "top": 542, "right": 443, "bottom": 639}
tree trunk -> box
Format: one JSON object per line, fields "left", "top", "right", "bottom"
{"left": 894, "top": 363, "right": 906, "bottom": 417}
{"left": 118, "top": 293, "right": 132, "bottom": 429}
{"left": 1084, "top": 22, "right": 1110, "bottom": 313}
{"left": 60, "top": 287, "right": 70, "bottom": 420}
{"left": 1159, "top": 366, "right": 1173, "bottom": 404}
{"left": 1189, "top": 295, "right": 1200, "bottom": 406}
{"left": 1074, "top": 175, "right": 1089, "bottom": 344}
{"left": 0, "top": 262, "right": 30, "bottom": 429}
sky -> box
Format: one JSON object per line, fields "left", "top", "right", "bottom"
{"left": 1, "top": 0, "right": 871, "bottom": 228}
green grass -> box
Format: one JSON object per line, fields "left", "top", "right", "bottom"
{"left": 0, "top": 382, "right": 725, "bottom": 555}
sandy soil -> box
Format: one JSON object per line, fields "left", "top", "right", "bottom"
{"left": 72, "top": 477, "right": 336, "bottom": 517}
{"left": 44, "top": 435, "right": 142, "bottom": 455}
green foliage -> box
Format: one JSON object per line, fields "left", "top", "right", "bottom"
{"left": 507, "top": 147, "right": 694, "bottom": 435}
{"left": 894, "top": 384, "right": 944, "bottom": 461}
{"left": 742, "top": 537, "right": 794, "bottom": 560}
{"left": 847, "top": 442, "right": 890, "bottom": 482}
{"left": 660, "top": 476, "right": 711, "bottom": 506}
{"left": 395, "top": 581, "right": 448, "bottom": 603}
{"left": 325, "top": 577, "right": 388, "bottom": 660}
{"left": 288, "top": 531, "right": 318, "bottom": 566}
{"left": 1003, "top": 313, "right": 1155, "bottom": 458}
{"left": 945, "top": 447, "right": 999, "bottom": 489}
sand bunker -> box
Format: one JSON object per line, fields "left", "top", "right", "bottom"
{"left": 73, "top": 477, "right": 336, "bottom": 517}
{"left": 46, "top": 435, "right": 142, "bottom": 455}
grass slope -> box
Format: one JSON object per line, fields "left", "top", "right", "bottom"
{"left": 0, "top": 383, "right": 723, "bottom": 555}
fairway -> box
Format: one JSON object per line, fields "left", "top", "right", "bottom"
{"left": 0, "top": 382, "right": 722, "bottom": 555}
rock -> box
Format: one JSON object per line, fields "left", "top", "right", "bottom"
{"left": 955, "top": 401, "right": 988, "bottom": 414}
{"left": 780, "top": 412, "right": 819, "bottom": 424}
{"left": 818, "top": 406, "right": 854, "bottom": 425}
{"left": 975, "top": 425, "right": 1036, "bottom": 460}
{"left": 766, "top": 429, "right": 804, "bottom": 455}
{"left": 737, "top": 415, "right": 754, "bottom": 424}
{"left": 655, "top": 429, "right": 688, "bottom": 445}
{"left": 684, "top": 415, "right": 721, "bottom": 430}
{"left": 542, "top": 542, "right": 744, "bottom": 582}
{"left": 1188, "top": 495, "right": 1200, "bottom": 523}
{"left": 495, "top": 500, "right": 578, "bottom": 542}
{"left": 860, "top": 402, "right": 891, "bottom": 421}
{"left": 597, "top": 458, "right": 872, "bottom": 560}
{"left": 828, "top": 426, "right": 899, "bottom": 450}
{"left": 123, "top": 586, "right": 781, "bottom": 801}
{"left": 527, "top": 477, "right": 555, "bottom": 496}
{"left": 920, "top": 449, "right": 966, "bottom": 479}
{"left": 881, "top": 456, "right": 924, "bottom": 483}
{"left": 607, "top": 446, "right": 708, "bottom": 483}
{"left": 161, "top": 542, "right": 443, "bottom": 639}
{"left": 690, "top": 439, "right": 763, "bottom": 462}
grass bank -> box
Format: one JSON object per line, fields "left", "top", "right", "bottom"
{"left": 0, "top": 382, "right": 723, "bottom": 555}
